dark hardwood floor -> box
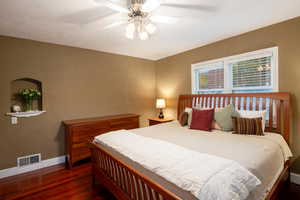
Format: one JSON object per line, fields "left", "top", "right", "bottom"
{"left": 0, "top": 163, "right": 299, "bottom": 200}
{"left": 0, "top": 163, "right": 115, "bottom": 200}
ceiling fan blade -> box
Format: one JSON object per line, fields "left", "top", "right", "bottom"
{"left": 150, "top": 15, "right": 178, "bottom": 24}
{"left": 141, "top": 0, "right": 161, "bottom": 13}
{"left": 61, "top": 7, "right": 115, "bottom": 25}
{"left": 161, "top": 3, "right": 217, "bottom": 12}
{"left": 103, "top": 20, "right": 128, "bottom": 30}
{"left": 95, "top": 0, "right": 130, "bottom": 13}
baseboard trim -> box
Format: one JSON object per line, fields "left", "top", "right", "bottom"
{"left": 291, "top": 172, "right": 300, "bottom": 185}
{"left": 0, "top": 155, "right": 66, "bottom": 179}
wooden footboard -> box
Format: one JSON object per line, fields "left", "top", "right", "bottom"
{"left": 90, "top": 142, "right": 181, "bottom": 200}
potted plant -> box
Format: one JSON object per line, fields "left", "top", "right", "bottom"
{"left": 19, "top": 88, "right": 41, "bottom": 111}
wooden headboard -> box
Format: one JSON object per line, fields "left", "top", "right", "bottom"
{"left": 177, "top": 92, "right": 291, "bottom": 144}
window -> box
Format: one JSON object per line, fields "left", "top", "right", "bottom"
{"left": 194, "top": 62, "right": 224, "bottom": 94}
{"left": 192, "top": 47, "right": 278, "bottom": 94}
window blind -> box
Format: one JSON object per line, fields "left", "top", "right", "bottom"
{"left": 197, "top": 67, "right": 224, "bottom": 91}
{"left": 231, "top": 56, "right": 272, "bottom": 90}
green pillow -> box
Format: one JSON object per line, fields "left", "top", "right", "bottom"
{"left": 214, "top": 104, "right": 238, "bottom": 131}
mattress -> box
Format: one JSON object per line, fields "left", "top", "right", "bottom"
{"left": 94, "top": 121, "right": 292, "bottom": 200}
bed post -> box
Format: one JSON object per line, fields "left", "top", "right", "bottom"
{"left": 283, "top": 93, "right": 291, "bottom": 145}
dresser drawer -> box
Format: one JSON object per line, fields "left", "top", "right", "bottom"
{"left": 91, "top": 122, "right": 110, "bottom": 136}
{"left": 72, "top": 142, "right": 89, "bottom": 149}
{"left": 71, "top": 122, "right": 109, "bottom": 143}
{"left": 109, "top": 117, "right": 139, "bottom": 130}
{"left": 110, "top": 123, "right": 139, "bottom": 131}
{"left": 149, "top": 120, "right": 161, "bottom": 126}
{"left": 71, "top": 147, "right": 91, "bottom": 162}
{"left": 71, "top": 131, "right": 91, "bottom": 143}
{"left": 71, "top": 125, "right": 91, "bottom": 136}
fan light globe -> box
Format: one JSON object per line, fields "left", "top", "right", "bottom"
{"left": 126, "top": 23, "right": 135, "bottom": 39}
{"left": 126, "top": 30, "right": 135, "bottom": 40}
{"left": 139, "top": 31, "right": 149, "bottom": 40}
{"left": 145, "top": 23, "right": 157, "bottom": 34}
{"left": 126, "top": 23, "right": 135, "bottom": 33}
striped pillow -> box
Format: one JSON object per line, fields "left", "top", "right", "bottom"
{"left": 232, "top": 117, "right": 264, "bottom": 136}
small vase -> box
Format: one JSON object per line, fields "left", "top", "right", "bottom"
{"left": 25, "top": 99, "right": 33, "bottom": 111}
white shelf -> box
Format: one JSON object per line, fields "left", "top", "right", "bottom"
{"left": 6, "top": 111, "right": 46, "bottom": 118}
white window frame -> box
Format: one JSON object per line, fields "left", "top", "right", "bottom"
{"left": 191, "top": 47, "right": 279, "bottom": 94}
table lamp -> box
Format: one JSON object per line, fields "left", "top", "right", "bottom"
{"left": 156, "top": 98, "right": 166, "bottom": 119}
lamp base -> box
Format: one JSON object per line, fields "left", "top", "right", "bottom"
{"left": 158, "top": 110, "right": 164, "bottom": 119}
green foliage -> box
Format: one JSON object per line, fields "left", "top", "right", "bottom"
{"left": 19, "top": 88, "right": 41, "bottom": 101}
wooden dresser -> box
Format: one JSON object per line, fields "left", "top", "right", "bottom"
{"left": 63, "top": 114, "right": 139, "bottom": 168}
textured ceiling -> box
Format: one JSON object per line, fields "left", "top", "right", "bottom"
{"left": 0, "top": 0, "right": 299, "bottom": 60}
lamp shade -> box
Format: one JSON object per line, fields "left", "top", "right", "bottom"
{"left": 156, "top": 99, "right": 166, "bottom": 109}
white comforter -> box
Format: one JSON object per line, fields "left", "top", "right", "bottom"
{"left": 95, "top": 130, "right": 261, "bottom": 200}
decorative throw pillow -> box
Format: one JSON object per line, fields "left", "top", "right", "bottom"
{"left": 237, "top": 110, "right": 266, "bottom": 132}
{"left": 190, "top": 108, "right": 214, "bottom": 131}
{"left": 214, "top": 104, "right": 238, "bottom": 131}
{"left": 184, "top": 107, "right": 193, "bottom": 127}
{"left": 212, "top": 120, "right": 222, "bottom": 130}
{"left": 232, "top": 116, "right": 264, "bottom": 136}
{"left": 179, "top": 112, "right": 189, "bottom": 126}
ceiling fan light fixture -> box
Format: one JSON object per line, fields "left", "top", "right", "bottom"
{"left": 145, "top": 23, "right": 157, "bottom": 34}
{"left": 97, "top": 0, "right": 195, "bottom": 41}
{"left": 121, "top": 0, "right": 180, "bottom": 40}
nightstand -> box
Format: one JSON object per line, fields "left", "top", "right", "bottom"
{"left": 148, "top": 118, "right": 174, "bottom": 126}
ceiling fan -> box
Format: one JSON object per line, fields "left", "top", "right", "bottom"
{"left": 92, "top": 0, "right": 216, "bottom": 40}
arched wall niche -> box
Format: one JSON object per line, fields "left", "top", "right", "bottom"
{"left": 10, "top": 78, "right": 43, "bottom": 111}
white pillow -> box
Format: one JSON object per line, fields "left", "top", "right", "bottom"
{"left": 184, "top": 107, "right": 193, "bottom": 127}
{"left": 237, "top": 110, "right": 267, "bottom": 132}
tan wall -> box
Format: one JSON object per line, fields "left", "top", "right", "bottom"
{"left": 0, "top": 36, "right": 156, "bottom": 170}
{"left": 156, "top": 17, "right": 300, "bottom": 162}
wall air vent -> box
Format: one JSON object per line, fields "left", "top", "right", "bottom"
{"left": 17, "top": 153, "right": 41, "bottom": 167}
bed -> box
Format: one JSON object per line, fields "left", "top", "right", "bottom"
{"left": 90, "top": 92, "right": 292, "bottom": 200}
